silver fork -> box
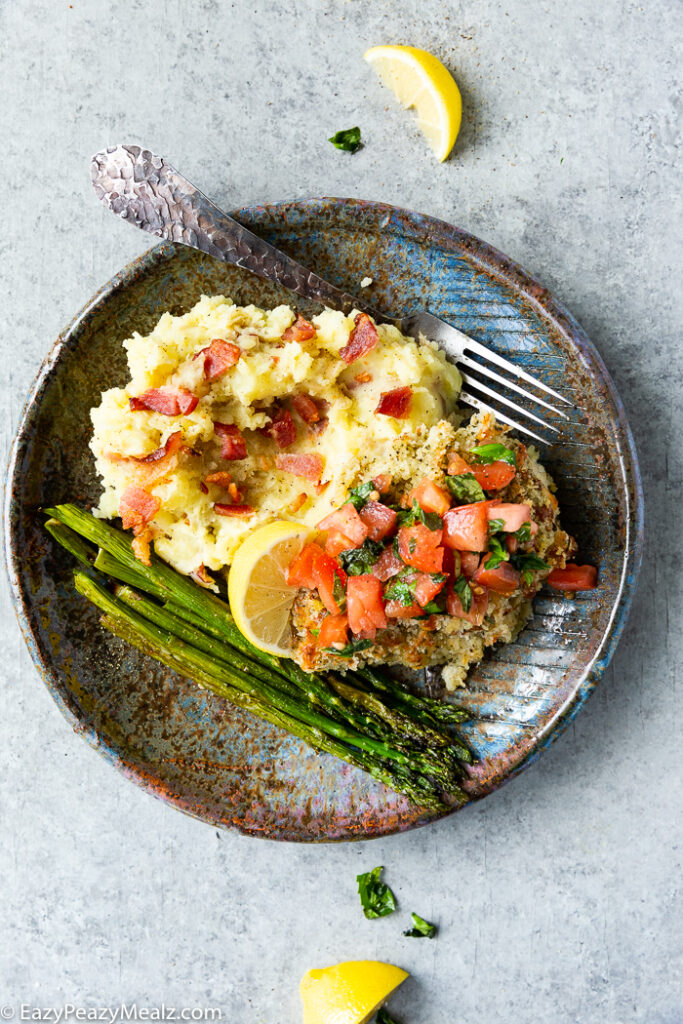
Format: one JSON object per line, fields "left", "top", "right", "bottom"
{"left": 91, "top": 144, "right": 572, "bottom": 444}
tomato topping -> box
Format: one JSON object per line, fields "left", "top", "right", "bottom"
{"left": 375, "top": 386, "right": 413, "bottom": 418}
{"left": 359, "top": 501, "right": 398, "bottom": 541}
{"left": 339, "top": 312, "right": 379, "bottom": 364}
{"left": 446, "top": 451, "right": 473, "bottom": 475}
{"left": 214, "top": 422, "right": 248, "bottom": 460}
{"left": 119, "top": 485, "right": 160, "bottom": 533}
{"left": 411, "top": 571, "right": 447, "bottom": 608}
{"left": 346, "top": 575, "right": 387, "bottom": 636}
{"left": 318, "top": 504, "right": 369, "bottom": 547}
{"left": 407, "top": 477, "right": 451, "bottom": 516}
{"left": 324, "top": 530, "right": 356, "bottom": 557}
{"left": 398, "top": 523, "right": 445, "bottom": 573}
{"left": 282, "top": 314, "right": 316, "bottom": 342}
{"left": 486, "top": 502, "right": 532, "bottom": 533}
{"left": 129, "top": 386, "right": 198, "bottom": 416}
{"left": 372, "top": 473, "right": 392, "bottom": 494}
{"left": 286, "top": 543, "right": 347, "bottom": 615}
{"left": 473, "top": 560, "right": 521, "bottom": 595}
{"left": 385, "top": 599, "right": 424, "bottom": 619}
{"left": 459, "top": 551, "right": 481, "bottom": 577}
{"left": 472, "top": 461, "right": 516, "bottom": 491}
{"left": 317, "top": 613, "right": 349, "bottom": 648}
{"left": 547, "top": 564, "right": 598, "bottom": 591}
{"left": 275, "top": 453, "right": 324, "bottom": 483}
{"left": 194, "top": 339, "right": 241, "bottom": 381}
{"left": 214, "top": 503, "right": 255, "bottom": 516}
{"left": 371, "top": 546, "right": 404, "bottom": 582}
{"left": 290, "top": 393, "right": 320, "bottom": 423}
{"left": 265, "top": 408, "right": 297, "bottom": 449}
{"left": 286, "top": 543, "right": 321, "bottom": 587}
{"left": 447, "top": 583, "right": 489, "bottom": 624}
{"left": 443, "top": 503, "right": 489, "bottom": 552}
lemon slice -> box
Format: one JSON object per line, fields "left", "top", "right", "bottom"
{"left": 300, "top": 960, "right": 409, "bottom": 1024}
{"left": 364, "top": 45, "right": 462, "bottom": 161}
{"left": 228, "top": 520, "right": 311, "bottom": 656}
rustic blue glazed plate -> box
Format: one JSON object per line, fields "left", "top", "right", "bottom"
{"left": 4, "top": 199, "right": 643, "bottom": 841}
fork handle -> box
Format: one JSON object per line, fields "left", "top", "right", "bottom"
{"left": 91, "top": 145, "right": 375, "bottom": 318}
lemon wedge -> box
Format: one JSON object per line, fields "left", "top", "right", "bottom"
{"left": 228, "top": 520, "right": 311, "bottom": 656}
{"left": 300, "top": 960, "right": 408, "bottom": 1024}
{"left": 364, "top": 44, "right": 462, "bottom": 161}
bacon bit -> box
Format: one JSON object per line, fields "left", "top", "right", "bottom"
{"left": 228, "top": 483, "right": 244, "bottom": 503}
{"left": 282, "top": 314, "right": 317, "bottom": 342}
{"left": 199, "top": 481, "right": 208, "bottom": 494}
{"left": 372, "top": 473, "right": 392, "bottom": 494}
{"left": 339, "top": 312, "right": 379, "bottom": 364}
{"left": 214, "top": 422, "right": 248, "bottom": 460}
{"left": 129, "top": 387, "right": 198, "bottom": 416}
{"left": 287, "top": 492, "right": 308, "bottom": 515}
{"left": 214, "top": 503, "right": 256, "bottom": 517}
{"left": 375, "top": 386, "right": 413, "bottom": 419}
{"left": 354, "top": 371, "right": 372, "bottom": 384}
{"left": 205, "top": 471, "right": 232, "bottom": 489}
{"left": 265, "top": 408, "right": 297, "bottom": 449}
{"left": 275, "top": 453, "right": 325, "bottom": 483}
{"left": 190, "top": 564, "right": 215, "bottom": 588}
{"left": 194, "top": 339, "right": 241, "bottom": 381}
{"left": 315, "top": 480, "right": 331, "bottom": 496}
{"left": 106, "top": 432, "right": 188, "bottom": 490}
{"left": 131, "top": 529, "right": 153, "bottom": 566}
{"left": 119, "top": 485, "right": 161, "bottom": 534}
{"left": 291, "top": 394, "right": 320, "bottom": 424}
{"left": 308, "top": 416, "right": 329, "bottom": 437}
{"left": 270, "top": 356, "right": 280, "bottom": 367}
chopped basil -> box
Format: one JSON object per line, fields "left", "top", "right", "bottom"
{"left": 328, "top": 126, "right": 362, "bottom": 153}
{"left": 310, "top": 628, "right": 320, "bottom": 637}
{"left": 384, "top": 579, "right": 416, "bottom": 606}
{"left": 488, "top": 517, "right": 505, "bottom": 535}
{"left": 356, "top": 866, "right": 397, "bottom": 919}
{"left": 514, "top": 521, "right": 532, "bottom": 544}
{"left": 445, "top": 472, "right": 486, "bottom": 504}
{"left": 396, "top": 500, "right": 442, "bottom": 532}
{"left": 403, "top": 911, "right": 437, "bottom": 938}
{"left": 376, "top": 1010, "right": 400, "bottom": 1024}
{"left": 332, "top": 572, "right": 347, "bottom": 611}
{"left": 347, "top": 480, "right": 375, "bottom": 510}
{"left": 452, "top": 574, "right": 472, "bottom": 613}
{"left": 421, "top": 599, "right": 445, "bottom": 614}
{"left": 469, "top": 442, "right": 517, "bottom": 466}
{"left": 511, "top": 551, "right": 549, "bottom": 584}
{"left": 484, "top": 535, "right": 509, "bottom": 570}
{"left": 430, "top": 572, "right": 448, "bottom": 585}
{"left": 325, "top": 638, "right": 374, "bottom": 658}
{"left": 339, "top": 538, "right": 384, "bottom": 575}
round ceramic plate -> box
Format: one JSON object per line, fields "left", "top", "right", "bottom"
{"left": 4, "top": 199, "right": 643, "bottom": 841}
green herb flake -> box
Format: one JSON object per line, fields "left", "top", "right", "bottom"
{"left": 356, "top": 866, "right": 398, "bottom": 919}
{"left": 469, "top": 443, "right": 517, "bottom": 466}
{"left": 514, "top": 522, "right": 532, "bottom": 544}
{"left": 310, "top": 628, "right": 320, "bottom": 637}
{"left": 484, "top": 535, "right": 509, "bottom": 571}
{"left": 375, "top": 1010, "right": 400, "bottom": 1024}
{"left": 347, "top": 480, "right": 375, "bottom": 511}
{"left": 324, "top": 638, "right": 374, "bottom": 658}
{"left": 403, "top": 911, "right": 437, "bottom": 938}
{"left": 329, "top": 126, "right": 362, "bottom": 153}
{"left": 396, "top": 500, "right": 442, "bottom": 532}
{"left": 420, "top": 599, "right": 445, "bottom": 615}
{"left": 332, "top": 572, "right": 347, "bottom": 611}
{"left": 511, "top": 551, "right": 549, "bottom": 584}
{"left": 488, "top": 517, "right": 505, "bottom": 535}
{"left": 384, "top": 579, "right": 416, "bottom": 607}
{"left": 339, "top": 538, "right": 384, "bottom": 576}
{"left": 445, "top": 473, "right": 486, "bottom": 504}
{"left": 452, "top": 575, "right": 472, "bottom": 613}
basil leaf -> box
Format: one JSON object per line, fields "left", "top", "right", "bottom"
{"left": 488, "top": 517, "right": 505, "bottom": 535}
{"left": 356, "top": 866, "right": 397, "bottom": 919}
{"left": 376, "top": 1011, "right": 400, "bottom": 1024}
{"left": 339, "top": 538, "right": 384, "bottom": 575}
{"left": 328, "top": 126, "right": 362, "bottom": 153}
{"left": 484, "top": 535, "right": 509, "bottom": 570}
{"left": 452, "top": 575, "right": 472, "bottom": 613}
{"left": 332, "top": 572, "right": 347, "bottom": 611}
{"left": 396, "top": 500, "right": 442, "bottom": 532}
{"left": 324, "top": 638, "right": 374, "bottom": 658}
{"left": 403, "top": 911, "right": 437, "bottom": 938}
{"left": 511, "top": 551, "right": 549, "bottom": 584}
{"left": 445, "top": 473, "right": 486, "bottom": 504}
{"left": 384, "top": 578, "right": 416, "bottom": 607}
{"left": 347, "top": 480, "right": 375, "bottom": 511}
{"left": 469, "top": 442, "right": 516, "bottom": 466}
{"left": 421, "top": 599, "right": 445, "bottom": 614}
{"left": 514, "top": 522, "right": 532, "bottom": 544}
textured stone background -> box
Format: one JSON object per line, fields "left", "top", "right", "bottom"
{"left": 1, "top": 1, "right": 681, "bottom": 1022}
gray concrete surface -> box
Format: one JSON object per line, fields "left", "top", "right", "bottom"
{"left": 1, "top": 1, "right": 681, "bottom": 1022}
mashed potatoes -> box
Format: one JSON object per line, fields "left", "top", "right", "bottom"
{"left": 90, "top": 296, "right": 462, "bottom": 575}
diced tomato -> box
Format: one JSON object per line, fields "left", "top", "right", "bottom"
{"left": 547, "top": 564, "right": 598, "bottom": 591}
{"left": 282, "top": 314, "right": 316, "bottom": 342}
{"left": 473, "top": 560, "right": 521, "bottom": 595}
{"left": 285, "top": 543, "right": 347, "bottom": 615}
{"left": 339, "top": 312, "right": 379, "bottom": 364}
{"left": 324, "top": 531, "right": 355, "bottom": 557}
{"left": 412, "top": 572, "right": 447, "bottom": 608}
{"left": 371, "top": 546, "right": 404, "bottom": 582}
{"left": 346, "top": 575, "right": 387, "bottom": 636}
{"left": 447, "top": 583, "right": 489, "bottom": 624}
{"left": 214, "top": 422, "right": 248, "bottom": 460}
{"left": 385, "top": 599, "right": 424, "bottom": 619}
{"left": 275, "top": 453, "right": 324, "bottom": 483}
{"left": 372, "top": 473, "right": 392, "bottom": 494}
{"left": 214, "top": 503, "right": 255, "bottom": 517}
{"left": 398, "top": 523, "right": 445, "bottom": 573}
{"left": 129, "top": 386, "right": 198, "bottom": 416}
{"left": 446, "top": 451, "right": 473, "bottom": 475}
{"left": 506, "top": 535, "right": 518, "bottom": 554}
{"left": 407, "top": 477, "right": 451, "bottom": 516}
{"left": 286, "top": 543, "right": 322, "bottom": 587}
{"left": 119, "top": 485, "right": 160, "bottom": 533}
{"left": 318, "top": 503, "right": 369, "bottom": 547}
{"left": 486, "top": 502, "right": 532, "bottom": 533}
{"left": 443, "top": 503, "right": 489, "bottom": 552}
{"left": 266, "top": 408, "right": 297, "bottom": 449}
{"left": 359, "top": 501, "right": 397, "bottom": 541}
{"left": 317, "top": 613, "right": 349, "bottom": 649}
{"left": 375, "top": 386, "right": 413, "bottom": 419}
{"left": 460, "top": 551, "right": 481, "bottom": 577}
{"left": 472, "top": 461, "right": 516, "bottom": 491}
{"left": 290, "top": 393, "right": 320, "bottom": 423}
{"left": 194, "top": 339, "right": 241, "bottom": 381}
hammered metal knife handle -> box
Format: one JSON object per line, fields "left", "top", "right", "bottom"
{"left": 91, "top": 144, "right": 373, "bottom": 317}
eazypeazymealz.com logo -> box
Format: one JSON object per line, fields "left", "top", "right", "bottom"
{"left": 2, "top": 1007, "right": 222, "bottom": 1023}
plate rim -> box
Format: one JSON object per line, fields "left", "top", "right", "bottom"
{"left": 3, "top": 196, "right": 645, "bottom": 840}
